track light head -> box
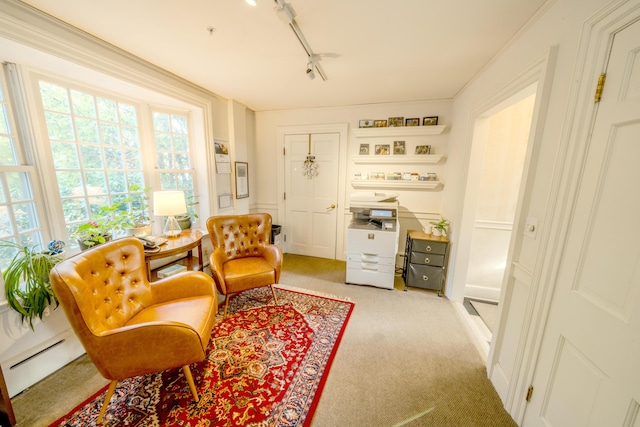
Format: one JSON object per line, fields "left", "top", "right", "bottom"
{"left": 306, "top": 62, "right": 316, "bottom": 80}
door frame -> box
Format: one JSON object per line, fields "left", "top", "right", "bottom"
{"left": 276, "top": 123, "right": 348, "bottom": 258}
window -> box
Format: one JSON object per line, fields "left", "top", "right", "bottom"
{"left": 38, "top": 80, "right": 146, "bottom": 240}
{"left": 0, "top": 68, "right": 46, "bottom": 270}
{"left": 152, "top": 110, "right": 197, "bottom": 211}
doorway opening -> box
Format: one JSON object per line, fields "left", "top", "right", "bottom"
{"left": 463, "top": 86, "right": 537, "bottom": 352}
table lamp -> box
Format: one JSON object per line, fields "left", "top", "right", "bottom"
{"left": 153, "top": 190, "right": 187, "bottom": 237}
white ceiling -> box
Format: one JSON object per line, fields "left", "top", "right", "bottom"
{"left": 19, "top": 0, "right": 547, "bottom": 112}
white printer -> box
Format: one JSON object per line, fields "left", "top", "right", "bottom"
{"left": 346, "top": 192, "right": 399, "bottom": 289}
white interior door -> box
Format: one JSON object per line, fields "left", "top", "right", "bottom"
{"left": 523, "top": 18, "right": 640, "bottom": 426}
{"left": 284, "top": 132, "right": 339, "bottom": 259}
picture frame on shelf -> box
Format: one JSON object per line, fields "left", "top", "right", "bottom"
{"left": 359, "top": 144, "right": 370, "bottom": 155}
{"left": 415, "top": 145, "right": 431, "bottom": 154}
{"left": 423, "top": 116, "right": 439, "bottom": 126}
{"left": 405, "top": 118, "right": 420, "bottom": 126}
{"left": 359, "top": 119, "right": 374, "bottom": 128}
{"left": 388, "top": 117, "right": 404, "bottom": 127}
{"left": 393, "top": 140, "right": 406, "bottom": 155}
{"left": 373, "top": 119, "right": 387, "bottom": 127}
{"left": 375, "top": 144, "right": 390, "bottom": 155}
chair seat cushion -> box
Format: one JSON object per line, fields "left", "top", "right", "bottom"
{"left": 223, "top": 257, "right": 276, "bottom": 293}
{"left": 126, "top": 295, "right": 216, "bottom": 350}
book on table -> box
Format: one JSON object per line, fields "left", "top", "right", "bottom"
{"left": 156, "top": 264, "right": 187, "bottom": 278}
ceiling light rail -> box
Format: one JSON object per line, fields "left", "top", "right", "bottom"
{"left": 273, "top": 0, "right": 327, "bottom": 81}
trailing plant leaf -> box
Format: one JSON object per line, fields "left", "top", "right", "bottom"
{"left": 1, "top": 241, "right": 62, "bottom": 330}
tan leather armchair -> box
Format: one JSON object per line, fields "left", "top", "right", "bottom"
{"left": 50, "top": 237, "right": 217, "bottom": 424}
{"left": 206, "top": 213, "right": 282, "bottom": 317}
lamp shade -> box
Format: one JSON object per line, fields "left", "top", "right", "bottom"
{"left": 153, "top": 191, "right": 187, "bottom": 216}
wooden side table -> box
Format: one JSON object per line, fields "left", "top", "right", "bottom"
{"left": 144, "top": 229, "right": 203, "bottom": 281}
{"left": 0, "top": 364, "right": 16, "bottom": 427}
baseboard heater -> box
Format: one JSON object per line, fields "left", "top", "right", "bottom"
{"left": 9, "top": 339, "right": 65, "bottom": 370}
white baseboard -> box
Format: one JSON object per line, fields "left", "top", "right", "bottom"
{"left": 464, "top": 284, "right": 500, "bottom": 303}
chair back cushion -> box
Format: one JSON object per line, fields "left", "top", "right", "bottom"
{"left": 51, "top": 238, "right": 152, "bottom": 337}
{"left": 207, "top": 213, "right": 273, "bottom": 262}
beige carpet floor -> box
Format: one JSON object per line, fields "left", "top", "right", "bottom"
{"left": 11, "top": 254, "right": 516, "bottom": 427}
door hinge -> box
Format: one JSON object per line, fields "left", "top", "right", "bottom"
{"left": 284, "top": 234, "right": 286, "bottom": 242}
{"left": 526, "top": 385, "right": 534, "bottom": 402}
{"left": 594, "top": 73, "right": 606, "bottom": 103}
{"left": 284, "top": 192, "right": 286, "bottom": 200}
{"left": 283, "top": 147, "right": 286, "bottom": 155}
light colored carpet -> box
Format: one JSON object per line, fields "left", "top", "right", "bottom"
{"left": 12, "top": 254, "right": 515, "bottom": 427}
{"left": 469, "top": 300, "right": 499, "bottom": 333}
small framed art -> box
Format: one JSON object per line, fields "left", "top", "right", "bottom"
{"left": 415, "top": 145, "right": 431, "bottom": 154}
{"left": 423, "top": 116, "right": 439, "bottom": 126}
{"left": 405, "top": 118, "right": 420, "bottom": 126}
{"left": 373, "top": 120, "right": 387, "bottom": 127}
{"left": 388, "top": 117, "right": 404, "bottom": 127}
{"left": 393, "top": 140, "right": 406, "bottom": 155}
{"left": 375, "top": 144, "right": 390, "bottom": 155}
{"left": 359, "top": 144, "right": 370, "bottom": 155}
{"left": 359, "top": 119, "right": 374, "bottom": 128}
{"left": 235, "top": 162, "right": 249, "bottom": 199}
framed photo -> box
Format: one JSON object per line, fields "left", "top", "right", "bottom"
{"left": 373, "top": 119, "right": 387, "bottom": 127}
{"left": 405, "top": 118, "right": 420, "bottom": 126}
{"left": 359, "top": 144, "right": 370, "bottom": 155}
{"left": 235, "top": 162, "right": 249, "bottom": 199}
{"left": 423, "top": 116, "right": 439, "bottom": 126}
{"left": 388, "top": 117, "right": 404, "bottom": 127}
{"left": 359, "top": 119, "right": 374, "bottom": 128}
{"left": 393, "top": 140, "right": 406, "bottom": 155}
{"left": 218, "top": 193, "right": 232, "bottom": 209}
{"left": 375, "top": 144, "right": 390, "bottom": 155}
{"left": 415, "top": 145, "right": 431, "bottom": 154}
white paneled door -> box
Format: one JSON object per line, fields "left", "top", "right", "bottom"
{"left": 284, "top": 132, "right": 340, "bottom": 259}
{"left": 523, "top": 18, "right": 640, "bottom": 426}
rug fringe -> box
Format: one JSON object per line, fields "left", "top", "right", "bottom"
{"left": 275, "top": 284, "right": 352, "bottom": 302}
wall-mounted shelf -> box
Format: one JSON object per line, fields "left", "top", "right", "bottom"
{"left": 350, "top": 180, "right": 441, "bottom": 190}
{"left": 353, "top": 125, "right": 447, "bottom": 138}
{"left": 352, "top": 154, "right": 443, "bottom": 165}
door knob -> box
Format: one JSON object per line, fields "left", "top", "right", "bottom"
{"left": 327, "top": 204, "right": 336, "bottom": 210}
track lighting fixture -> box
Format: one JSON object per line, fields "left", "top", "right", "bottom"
{"left": 273, "top": 0, "right": 327, "bottom": 81}
{"left": 306, "top": 59, "right": 316, "bottom": 80}
{"left": 245, "top": 0, "right": 257, "bottom": 5}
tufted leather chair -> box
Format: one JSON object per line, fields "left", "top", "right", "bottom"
{"left": 206, "top": 213, "right": 282, "bottom": 317}
{"left": 50, "top": 237, "right": 217, "bottom": 424}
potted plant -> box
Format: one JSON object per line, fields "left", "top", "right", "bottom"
{"left": 0, "top": 241, "right": 63, "bottom": 329}
{"left": 71, "top": 220, "right": 114, "bottom": 250}
{"left": 430, "top": 218, "right": 450, "bottom": 237}
{"left": 177, "top": 194, "right": 199, "bottom": 230}
{"left": 117, "top": 185, "right": 153, "bottom": 236}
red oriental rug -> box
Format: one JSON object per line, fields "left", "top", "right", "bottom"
{"left": 49, "top": 286, "right": 354, "bottom": 427}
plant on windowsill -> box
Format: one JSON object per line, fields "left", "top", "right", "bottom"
{"left": 116, "top": 185, "right": 153, "bottom": 236}
{"left": 71, "top": 221, "right": 113, "bottom": 250}
{"left": 0, "top": 241, "right": 64, "bottom": 329}
{"left": 430, "top": 218, "right": 450, "bottom": 237}
{"left": 176, "top": 194, "right": 199, "bottom": 230}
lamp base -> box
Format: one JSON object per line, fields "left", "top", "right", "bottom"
{"left": 164, "top": 216, "right": 182, "bottom": 238}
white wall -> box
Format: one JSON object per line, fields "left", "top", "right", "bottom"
{"left": 254, "top": 100, "right": 452, "bottom": 260}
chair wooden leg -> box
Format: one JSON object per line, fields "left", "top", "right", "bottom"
{"left": 182, "top": 365, "right": 199, "bottom": 402}
{"left": 223, "top": 296, "right": 230, "bottom": 318}
{"left": 97, "top": 380, "right": 118, "bottom": 424}
{"left": 270, "top": 285, "right": 279, "bottom": 305}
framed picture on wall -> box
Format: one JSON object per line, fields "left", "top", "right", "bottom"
{"left": 235, "top": 162, "right": 249, "bottom": 199}
{"left": 359, "top": 144, "right": 370, "bottom": 155}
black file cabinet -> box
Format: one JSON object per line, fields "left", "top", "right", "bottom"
{"left": 402, "top": 230, "right": 450, "bottom": 296}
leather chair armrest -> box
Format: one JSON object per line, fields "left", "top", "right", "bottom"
{"left": 263, "top": 244, "right": 283, "bottom": 283}
{"left": 209, "top": 248, "right": 228, "bottom": 294}
{"left": 91, "top": 322, "right": 208, "bottom": 379}
{"left": 150, "top": 271, "right": 216, "bottom": 304}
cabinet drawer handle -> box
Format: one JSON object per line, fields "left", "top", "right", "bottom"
{"left": 425, "top": 245, "right": 432, "bottom": 252}
{"left": 422, "top": 275, "right": 429, "bottom": 281}
{"left": 424, "top": 257, "right": 430, "bottom": 264}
